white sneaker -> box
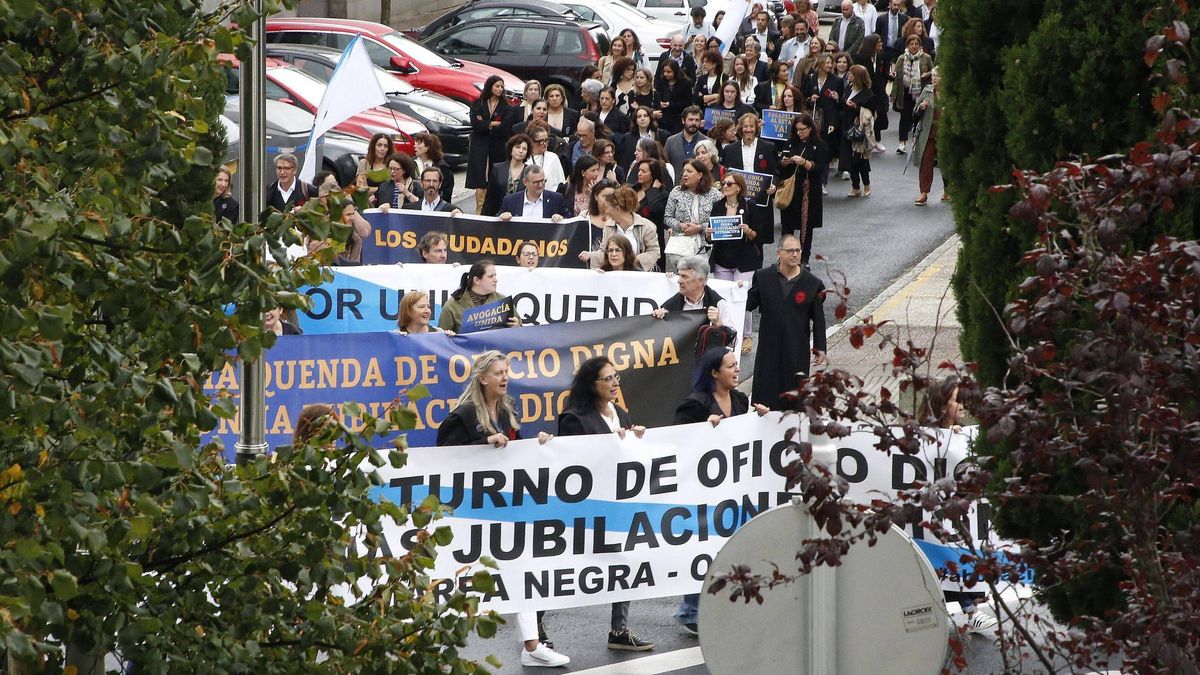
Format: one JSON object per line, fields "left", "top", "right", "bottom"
{"left": 521, "top": 643, "right": 570, "bottom": 667}
{"left": 839, "top": 171, "right": 850, "bottom": 181}
{"left": 873, "top": 143, "right": 886, "bottom": 154}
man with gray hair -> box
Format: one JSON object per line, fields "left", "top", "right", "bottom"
{"left": 570, "top": 116, "right": 598, "bottom": 166}
{"left": 265, "top": 152, "right": 319, "bottom": 213}
{"left": 498, "top": 165, "right": 570, "bottom": 221}
{"left": 652, "top": 255, "right": 739, "bottom": 337}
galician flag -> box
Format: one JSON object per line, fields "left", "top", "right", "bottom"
{"left": 299, "top": 35, "right": 387, "bottom": 182}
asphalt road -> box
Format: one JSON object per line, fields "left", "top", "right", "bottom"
{"left": 448, "top": 117, "right": 963, "bottom": 673}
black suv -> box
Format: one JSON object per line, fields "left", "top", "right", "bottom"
{"left": 422, "top": 16, "right": 606, "bottom": 98}
{"left": 417, "top": 0, "right": 607, "bottom": 52}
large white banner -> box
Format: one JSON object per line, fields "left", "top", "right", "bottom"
{"left": 363, "top": 415, "right": 1016, "bottom": 613}
{"left": 300, "top": 265, "right": 748, "bottom": 337}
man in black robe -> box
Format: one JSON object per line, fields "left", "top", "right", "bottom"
{"left": 747, "top": 234, "right": 827, "bottom": 410}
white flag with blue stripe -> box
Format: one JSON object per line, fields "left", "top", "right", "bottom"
{"left": 299, "top": 35, "right": 387, "bottom": 182}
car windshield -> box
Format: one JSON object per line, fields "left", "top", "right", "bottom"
{"left": 382, "top": 31, "right": 453, "bottom": 67}
{"left": 268, "top": 66, "right": 329, "bottom": 106}
{"left": 599, "top": 1, "right": 658, "bottom": 22}
{"left": 376, "top": 69, "right": 414, "bottom": 94}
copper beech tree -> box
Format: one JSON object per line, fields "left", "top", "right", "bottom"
{"left": 711, "top": 4, "right": 1199, "bottom": 673}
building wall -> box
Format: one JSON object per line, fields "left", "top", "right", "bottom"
{"left": 200, "top": 0, "right": 457, "bottom": 32}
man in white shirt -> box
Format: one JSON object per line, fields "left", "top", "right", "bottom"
{"left": 748, "top": 10, "right": 780, "bottom": 61}
{"left": 778, "top": 17, "right": 811, "bottom": 79}
{"left": 681, "top": 6, "right": 712, "bottom": 41}
{"left": 402, "top": 167, "right": 462, "bottom": 213}
{"left": 498, "top": 166, "right": 567, "bottom": 222}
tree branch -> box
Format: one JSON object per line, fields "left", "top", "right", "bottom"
{"left": 140, "top": 503, "right": 299, "bottom": 573}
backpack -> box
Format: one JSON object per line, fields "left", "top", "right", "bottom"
{"left": 695, "top": 322, "right": 738, "bottom": 357}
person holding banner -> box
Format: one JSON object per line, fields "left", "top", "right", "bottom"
{"left": 663, "top": 159, "right": 721, "bottom": 272}
{"left": 437, "top": 261, "right": 521, "bottom": 333}
{"left": 498, "top": 165, "right": 570, "bottom": 221}
{"left": 435, "top": 352, "right": 568, "bottom": 668}
{"left": 396, "top": 291, "right": 451, "bottom": 335}
{"left": 779, "top": 113, "right": 829, "bottom": 266}
{"left": 556, "top": 357, "right": 654, "bottom": 653}
{"left": 719, "top": 113, "right": 777, "bottom": 239}
{"left": 355, "top": 133, "right": 393, "bottom": 201}
{"left": 713, "top": 81, "right": 755, "bottom": 123}
{"left": 599, "top": 233, "right": 637, "bottom": 272}
{"left": 584, "top": 186, "right": 661, "bottom": 271}
{"left": 706, "top": 172, "right": 764, "bottom": 351}
{"left": 467, "top": 76, "right": 512, "bottom": 215}
{"left": 403, "top": 167, "right": 460, "bottom": 214}
{"left": 671, "top": 347, "right": 770, "bottom": 633}
{"left": 747, "top": 234, "right": 827, "bottom": 410}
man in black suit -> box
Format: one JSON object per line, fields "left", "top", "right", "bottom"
{"left": 742, "top": 9, "right": 781, "bottom": 62}
{"left": 655, "top": 35, "right": 697, "bottom": 87}
{"left": 265, "top": 153, "right": 318, "bottom": 213}
{"left": 402, "top": 167, "right": 463, "bottom": 214}
{"left": 876, "top": 0, "right": 909, "bottom": 64}
{"left": 719, "top": 113, "right": 777, "bottom": 241}
{"left": 498, "top": 166, "right": 571, "bottom": 221}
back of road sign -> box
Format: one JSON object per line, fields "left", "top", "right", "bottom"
{"left": 698, "top": 500, "right": 949, "bottom": 675}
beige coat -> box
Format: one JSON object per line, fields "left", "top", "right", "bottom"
{"left": 587, "top": 214, "right": 662, "bottom": 271}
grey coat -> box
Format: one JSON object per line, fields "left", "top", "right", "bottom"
{"left": 911, "top": 84, "right": 937, "bottom": 168}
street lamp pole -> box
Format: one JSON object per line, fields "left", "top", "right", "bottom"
{"left": 235, "top": 0, "right": 268, "bottom": 466}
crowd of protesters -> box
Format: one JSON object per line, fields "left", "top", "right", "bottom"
{"left": 249, "top": 0, "right": 949, "bottom": 667}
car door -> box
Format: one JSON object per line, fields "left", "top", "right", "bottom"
{"left": 641, "top": 0, "right": 688, "bottom": 21}
{"left": 427, "top": 25, "right": 498, "bottom": 60}
{"left": 491, "top": 24, "right": 551, "bottom": 81}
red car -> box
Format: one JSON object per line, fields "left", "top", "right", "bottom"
{"left": 221, "top": 55, "right": 424, "bottom": 156}
{"left": 265, "top": 17, "right": 526, "bottom": 105}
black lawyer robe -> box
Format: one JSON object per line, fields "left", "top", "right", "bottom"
{"left": 746, "top": 265, "right": 827, "bottom": 410}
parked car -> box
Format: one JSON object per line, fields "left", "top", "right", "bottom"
{"left": 558, "top": 0, "right": 678, "bottom": 62}
{"left": 222, "top": 55, "right": 426, "bottom": 158}
{"left": 616, "top": 0, "right": 706, "bottom": 23}
{"left": 221, "top": 98, "right": 369, "bottom": 195}
{"left": 264, "top": 43, "right": 472, "bottom": 166}
{"left": 422, "top": 17, "right": 603, "bottom": 98}
{"left": 415, "top": 0, "right": 610, "bottom": 54}
{"left": 264, "top": 17, "right": 526, "bottom": 105}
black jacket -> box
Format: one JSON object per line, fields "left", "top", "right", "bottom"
{"left": 661, "top": 284, "right": 724, "bottom": 313}
{"left": 437, "top": 402, "right": 519, "bottom": 446}
{"left": 674, "top": 390, "right": 750, "bottom": 424}
{"left": 708, "top": 196, "right": 765, "bottom": 272}
{"left": 214, "top": 195, "right": 240, "bottom": 223}
{"left": 598, "top": 108, "right": 631, "bottom": 136}
{"left": 557, "top": 404, "right": 632, "bottom": 436}
{"left": 265, "top": 180, "right": 316, "bottom": 212}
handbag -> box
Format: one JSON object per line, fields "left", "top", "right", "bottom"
{"left": 774, "top": 174, "right": 797, "bottom": 210}
{"left": 844, "top": 121, "right": 866, "bottom": 143}
{"left": 664, "top": 232, "right": 701, "bottom": 257}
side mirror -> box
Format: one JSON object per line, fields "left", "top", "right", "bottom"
{"left": 390, "top": 55, "right": 414, "bottom": 72}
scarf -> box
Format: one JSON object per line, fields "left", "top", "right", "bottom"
{"left": 903, "top": 52, "right": 923, "bottom": 98}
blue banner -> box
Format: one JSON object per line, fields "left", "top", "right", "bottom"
{"left": 703, "top": 106, "right": 739, "bottom": 130}
{"left": 360, "top": 210, "right": 590, "bottom": 267}
{"left": 459, "top": 296, "right": 514, "bottom": 333}
{"left": 203, "top": 313, "right": 705, "bottom": 459}
{"left": 761, "top": 109, "right": 800, "bottom": 142}
{"left": 729, "top": 169, "right": 773, "bottom": 207}
{"left": 710, "top": 215, "right": 743, "bottom": 241}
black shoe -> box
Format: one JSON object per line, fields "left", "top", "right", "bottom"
{"left": 680, "top": 622, "right": 698, "bottom": 636}
{"left": 607, "top": 629, "right": 654, "bottom": 651}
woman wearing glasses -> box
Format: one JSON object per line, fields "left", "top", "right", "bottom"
{"left": 524, "top": 121, "right": 567, "bottom": 192}
{"left": 557, "top": 356, "right": 653, "bottom": 653}
{"left": 779, "top": 113, "right": 828, "bottom": 266}
{"left": 580, "top": 186, "right": 660, "bottom": 271}
{"left": 706, "top": 173, "right": 764, "bottom": 353}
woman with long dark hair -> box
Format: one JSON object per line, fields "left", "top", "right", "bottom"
{"left": 437, "top": 260, "right": 521, "bottom": 333}
{"left": 714, "top": 81, "right": 754, "bottom": 121}
{"left": 598, "top": 36, "right": 629, "bottom": 85}
{"left": 619, "top": 108, "right": 669, "bottom": 172}
{"left": 618, "top": 29, "right": 647, "bottom": 70}
{"left": 467, "top": 75, "right": 511, "bottom": 214}
{"left": 557, "top": 356, "right": 653, "bottom": 653}
{"left": 633, "top": 158, "right": 670, "bottom": 270}
{"left": 611, "top": 57, "right": 638, "bottom": 113}
{"left": 663, "top": 158, "right": 720, "bottom": 272}
{"left": 730, "top": 55, "right": 757, "bottom": 106}
{"left": 655, "top": 59, "right": 692, "bottom": 135}
{"left": 669, "top": 347, "right": 768, "bottom": 632}
{"left": 562, "top": 155, "right": 602, "bottom": 217}
{"left": 693, "top": 49, "right": 726, "bottom": 108}
{"left": 628, "top": 68, "right": 658, "bottom": 118}
{"left": 779, "top": 113, "right": 828, "bottom": 265}
{"left": 482, "top": 133, "right": 532, "bottom": 217}
{"left": 706, "top": 172, "right": 765, "bottom": 351}
{"left": 854, "top": 34, "right": 889, "bottom": 154}
{"left": 356, "top": 132, "right": 393, "bottom": 201}
{"left": 599, "top": 233, "right": 637, "bottom": 272}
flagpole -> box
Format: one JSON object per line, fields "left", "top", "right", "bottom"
{"left": 236, "top": 0, "right": 268, "bottom": 466}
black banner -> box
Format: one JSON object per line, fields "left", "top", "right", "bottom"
{"left": 361, "top": 211, "right": 590, "bottom": 267}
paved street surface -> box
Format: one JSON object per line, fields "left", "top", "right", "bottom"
{"left": 446, "top": 114, "right": 986, "bottom": 672}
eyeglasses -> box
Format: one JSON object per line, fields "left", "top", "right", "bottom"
{"left": 605, "top": 248, "right": 623, "bottom": 254}
{"left": 721, "top": 180, "right": 737, "bottom": 187}
{"left": 533, "top": 138, "right": 549, "bottom": 144}
{"left": 527, "top": 178, "right": 547, "bottom": 185}
{"left": 781, "top": 248, "right": 802, "bottom": 254}
{"left": 599, "top": 373, "right": 621, "bottom": 384}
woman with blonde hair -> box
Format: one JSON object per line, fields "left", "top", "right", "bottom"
{"left": 396, "top": 291, "right": 449, "bottom": 335}
{"left": 582, "top": 186, "right": 661, "bottom": 271}
{"left": 436, "top": 351, "right": 565, "bottom": 668}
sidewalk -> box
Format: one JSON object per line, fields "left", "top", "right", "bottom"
{"left": 737, "top": 234, "right": 962, "bottom": 402}
{"left": 824, "top": 234, "right": 962, "bottom": 400}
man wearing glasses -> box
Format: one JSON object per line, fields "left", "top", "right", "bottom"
{"left": 403, "top": 167, "right": 462, "bottom": 214}
{"left": 746, "top": 234, "right": 827, "bottom": 410}
{"left": 498, "top": 166, "right": 570, "bottom": 222}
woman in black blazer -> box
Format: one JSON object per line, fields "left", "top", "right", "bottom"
{"left": 467, "top": 75, "right": 512, "bottom": 213}
{"left": 853, "top": 35, "right": 889, "bottom": 152}
{"left": 619, "top": 108, "right": 670, "bottom": 170}
{"left": 655, "top": 59, "right": 693, "bottom": 135}
{"left": 481, "top": 134, "right": 533, "bottom": 217}
{"left": 671, "top": 347, "right": 770, "bottom": 631}
{"left": 556, "top": 356, "right": 654, "bottom": 652}
{"left": 437, "top": 351, "right": 565, "bottom": 665}
{"left": 706, "top": 172, "right": 766, "bottom": 350}
{"left": 780, "top": 112, "right": 830, "bottom": 263}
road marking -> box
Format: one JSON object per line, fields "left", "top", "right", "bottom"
{"left": 570, "top": 647, "right": 705, "bottom": 674}
{"left": 871, "top": 262, "right": 943, "bottom": 320}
